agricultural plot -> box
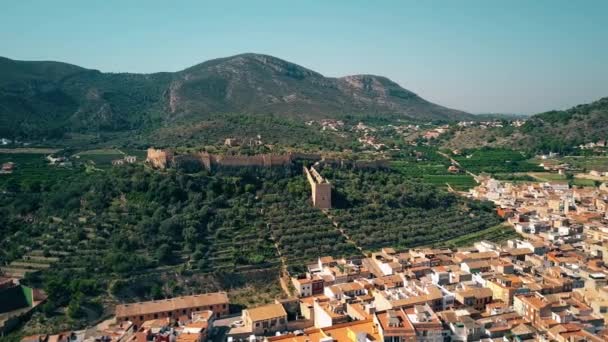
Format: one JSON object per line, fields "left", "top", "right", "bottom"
{"left": 432, "top": 224, "right": 521, "bottom": 248}
{"left": 422, "top": 174, "right": 477, "bottom": 191}
{"left": 0, "top": 153, "right": 77, "bottom": 188}
{"left": 202, "top": 195, "right": 280, "bottom": 273}
{"left": 526, "top": 172, "right": 598, "bottom": 187}
{"left": 391, "top": 159, "right": 468, "bottom": 190}
{"left": 492, "top": 173, "right": 536, "bottom": 182}
{"left": 455, "top": 148, "right": 543, "bottom": 174}
{"left": 264, "top": 196, "right": 360, "bottom": 270}
{"left": 537, "top": 156, "right": 608, "bottom": 172}
{"left": 75, "top": 148, "right": 125, "bottom": 167}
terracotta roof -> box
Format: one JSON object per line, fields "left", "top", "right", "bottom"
{"left": 245, "top": 303, "right": 286, "bottom": 322}
{"left": 115, "top": 292, "right": 228, "bottom": 318}
{"left": 329, "top": 282, "right": 364, "bottom": 294}
{"left": 456, "top": 287, "right": 493, "bottom": 299}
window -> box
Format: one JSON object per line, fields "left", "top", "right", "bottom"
{"left": 256, "top": 323, "right": 260, "bottom": 327}
{"left": 154, "top": 314, "right": 158, "bottom": 319}
{"left": 140, "top": 316, "right": 143, "bottom": 321}
{"left": 183, "top": 309, "right": 187, "bottom": 314}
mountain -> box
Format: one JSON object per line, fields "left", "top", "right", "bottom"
{"left": 444, "top": 97, "right": 608, "bottom": 152}
{"left": 0, "top": 53, "right": 471, "bottom": 139}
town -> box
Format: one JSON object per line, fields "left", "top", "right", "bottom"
{"left": 8, "top": 171, "right": 608, "bottom": 341}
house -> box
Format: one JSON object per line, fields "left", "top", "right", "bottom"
{"left": 124, "top": 155, "right": 137, "bottom": 163}
{"left": 224, "top": 138, "right": 241, "bottom": 147}
{"left": 313, "top": 298, "right": 350, "bottom": 328}
{"left": 324, "top": 282, "right": 366, "bottom": 301}
{"left": 454, "top": 287, "right": 493, "bottom": 311}
{"left": 292, "top": 275, "right": 324, "bottom": 297}
{"left": 513, "top": 293, "right": 551, "bottom": 327}
{"left": 265, "top": 319, "right": 381, "bottom": 342}
{"left": 403, "top": 305, "right": 444, "bottom": 341}
{"left": 115, "top": 292, "right": 229, "bottom": 327}
{"left": 374, "top": 309, "right": 416, "bottom": 342}
{"left": 242, "top": 303, "right": 287, "bottom": 335}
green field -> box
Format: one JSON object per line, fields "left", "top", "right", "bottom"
{"left": 455, "top": 148, "right": 543, "bottom": 174}
{"left": 535, "top": 156, "right": 608, "bottom": 172}
{"left": 75, "top": 149, "right": 125, "bottom": 167}
{"left": 0, "top": 153, "right": 77, "bottom": 189}
{"left": 422, "top": 174, "right": 477, "bottom": 191}
{"left": 432, "top": 224, "right": 521, "bottom": 248}
{"left": 527, "top": 172, "right": 598, "bottom": 187}
{"left": 492, "top": 173, "right": 536, "bottom": 182}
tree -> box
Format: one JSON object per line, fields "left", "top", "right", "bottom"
{"left": 156, "top": 243, "right": 174, "bottom": 264}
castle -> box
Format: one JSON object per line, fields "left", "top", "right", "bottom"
{"left": 304, "top": 166, "right": 332, "bottom": 209}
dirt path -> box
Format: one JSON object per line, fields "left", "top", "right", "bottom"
{"left": 322, "top": 210, "right": 365, "bottom": 255}
{"left": 438, "top": 151, "right": 479, "bottom": 182}
{"left": 269, "top": 237, "right": 293, "bottom": 297}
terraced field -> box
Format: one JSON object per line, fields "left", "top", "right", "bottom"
{"left": 324, "top": 168, "right": 501, "bottom": 252}
{"left": 263, "top": 189, "right": 360, "bottom": 272}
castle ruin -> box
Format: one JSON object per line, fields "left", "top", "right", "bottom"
{"left": 146, "top": 147, "right": 174, "bottom": 169}
{"left": 304, "top": 166, "right": 331, "bottom": 209}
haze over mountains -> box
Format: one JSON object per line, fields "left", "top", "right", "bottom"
{"left": 0, "top": 53, "right": 472, "bottom": 139}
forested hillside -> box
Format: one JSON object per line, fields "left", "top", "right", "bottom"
{"left": 444, "top": 97, "right": 608, "bottom": 152}
{"left": 0, "top": 53, "right": 471, "bottom": 143}
{"left": 0, "top": 160, "right": 500, "bottom": 332}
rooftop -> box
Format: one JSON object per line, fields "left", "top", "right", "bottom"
{"left": 115, "top": 292, "right": 228, "bottom": 318}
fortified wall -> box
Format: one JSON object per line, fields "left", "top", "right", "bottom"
{"left": 145, "top": 148, "right": 385, "bottom": 173}
{"left": 199, "top": 152, "right": 293, "bottom": 169}
{"left": 146, "top": 148, "right": 319, "bottom": 171}
{"left": 304, "top": 166, "right": 332, "bottom": 209}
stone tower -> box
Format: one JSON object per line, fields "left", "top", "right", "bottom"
{"left": 304, "top": 166, "right": 331, "bottom": 209}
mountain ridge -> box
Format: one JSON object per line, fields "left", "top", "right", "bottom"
{"left": 0, "top": 53, "right": 472, "bottom": 139}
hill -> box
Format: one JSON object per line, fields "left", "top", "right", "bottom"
{"left": 473, "top": 113, "right": 529, "bottom": 121}
{"left": 0, "top": 53, "right": 471, "bottom": 141}
{"left": 444, "top": 97, "right": 608, "bottom": 152}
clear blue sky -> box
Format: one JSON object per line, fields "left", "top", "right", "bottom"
{"left": 2, "top": 0, "right": 607, "bottom": 114}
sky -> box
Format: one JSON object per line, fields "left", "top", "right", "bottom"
{"left": 2, "top": 0, "right": 608, "bottom": 114}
